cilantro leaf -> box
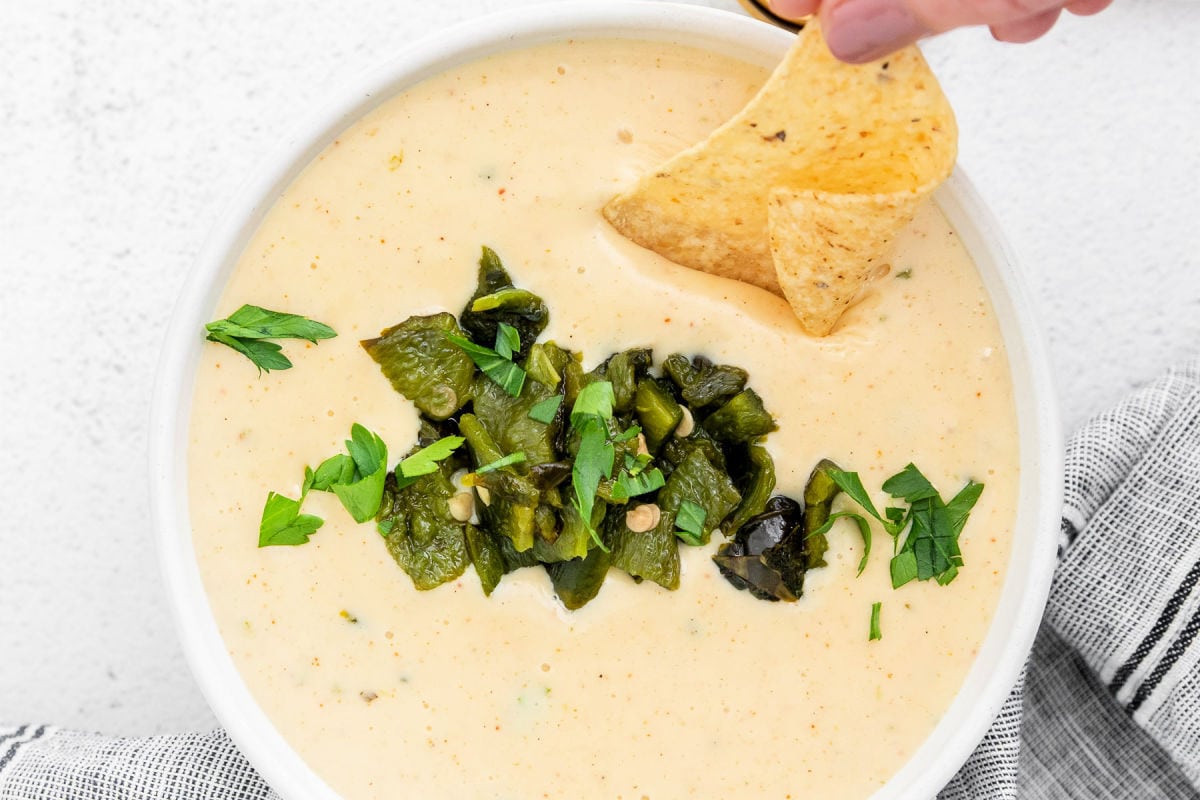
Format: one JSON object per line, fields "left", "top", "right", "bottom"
{"left": 205, "top": 305, "right": 336, "bottom": 374}
{"left": 885, "top": 466, "right": 982, "bottom": 588}
{"left": 570, "top": 381, "right": 615, "bottom": 425}
{"left": 205, "top": 331, "right": 292, "bottom": 374}
{"left": 869, "top": 602, "right": 882, "bottom": 641}
{"left": 311, "top": 454, "right": 355, "bottom": 492}
{"left": 890, "top": 550, "right": 918, "bottom": 588}
{"left": 494, "top": 323, "right": 520, "bottom": 360}
{"left": 476, "top": 451, "right": 526, "bottom": 474}
{"left": 208, "top": 304, "right": 337, "bottom": 342}
{"left": 808, "top": 511, "right": 873, "bottom": 576}
{"left": 674, "top": 499, "right": 707, "bottom": 547}
{"left": 571, "top": 415, "right": 614, "bottom": 551}
{"left": 817, "top": 463, "right": 984, "bottom": 588}
{"left": 944, "top": 480, "right": 985, "bottom": 536}
{"left": 258, "top": 491, "right": 324, "bottom": 547}
{"left": 610, "top": 424, "right": 642, "bottom": 443}
{"left": 527, "top": 394, "right": 563, "bottom": 424}
{"left": 625, "top": 452, "right": 652, "bottom": 476}
{"left": 398, "top": 435, "right": 464, "bottom": 479}
{"left": 446, "top": 332, "right": 526, "bottom": 397}
{"left": 610, "top": 466, "right": 665, "bottom": 501}
{"left": 881, "top": 463, "right": 941, "bottom": 503}
{"left": 346, "top": 423, "right": 386, "bottom": 476}
{"left": 331, "top": 427, "right": 389, "bottom": 523}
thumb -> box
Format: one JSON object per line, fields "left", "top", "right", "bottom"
{"left": 820, "top": 0, "right": 1066, "bottom": 63}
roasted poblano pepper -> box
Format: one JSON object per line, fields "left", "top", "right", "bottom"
{"left": 713, "top": 496, "right": 807, "bottom": 602}
{"left": 355, "top": 247, "right": 810, "bottom": 610}
{"left": 361, "top": 312, "right": 475, "bottom": 420}
{"left": 471, "top": 374, "right": 559, "bottom": 467}
{"left": 377, "top": 467, "right": 469, "bottom": 590}
{"left": 598, "top": 348, "right": 652, "bottom": 413}
{"left": 533, "top": 499, "right": 599, "bottom": 563}
{"left": 473, "top": 468, "right": 540, "bottom": 553}
{"left": 662, "top": 353, "right": 748, "bottom": 410}
{"left": 546, "top": 545, "right": 612, "bottom": 610}
{"left": 459, "top": 246, "right": 548, "bottom": 355}
{"left": 464, "top": 523, "right": 505, "bottom": 596}
{"left": 634, "top": 377, "right": 683, "bottom": 452}
{"left": 657, "top": 447, "right": 741, "bottom": 547}
{"left": 723, "top": 444, "right": 777, "bottom": 535}
{"left": 607, "top": 503, "right": 680, "bottom": 590}
{"left": 802, "top": 459, "right": 843, "bottom": 569}
{"left": 702, "top": 389, "right": 778, "bottom": 443}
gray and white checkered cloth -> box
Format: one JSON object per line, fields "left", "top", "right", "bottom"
{"left": 4, "top": 358, "right": 1199, "bottom": 799}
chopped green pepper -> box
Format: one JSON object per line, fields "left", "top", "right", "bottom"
{"left": 361, "top": 312, "right": 475, "bottom": 420}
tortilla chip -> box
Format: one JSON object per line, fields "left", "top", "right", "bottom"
{"left": 768, "top": 187, "right": 922, "bottom": 334}
{"left": 602, "top": 20, "right": 956, "bottom": 335}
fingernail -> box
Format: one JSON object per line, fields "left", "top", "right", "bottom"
{"left": 766, "top": 0, "right": 815, "bottom": 19}
{"left": 823, "top": 0, "right": 929, "bottom": 63}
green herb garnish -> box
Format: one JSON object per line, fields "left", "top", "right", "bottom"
{"left": 476, "top": 451, "right": 526, "bottom": 474}
{"left": 527, "top": 394, "right": 563, "bottom": 424}
{"left": 674, "top": 499, "right": 707, "bottom": 547}
{"left": 446, "top": 323, "right": 527, "bottom": 397}
{"left": 493, "top": 322, "right": 520, "bottom": 360}
{"left": 395, "top": 435, "right": 464, "bottom": 487}
{"left": 570, "top": 383, "right": 618, "bottom": 551}
{"left": 205, "top": 304, "right": 336, "bottom": 374}
{"left": 258, "top": 491, "right": 324, "bottom": 547}
{"left": 317, "top": 424, "right": 388, "bottom": 522}
{"left": 610, "top": 464, "right": 665, "bottom": 501}
{"left": 809, "top": 511, "right": 873, "bottom": 576}
{"left": 820, "top": 464, "right": 983, "bottom": 587}
{"left": 869, "top": 602, "right": 882, "bottom": 641}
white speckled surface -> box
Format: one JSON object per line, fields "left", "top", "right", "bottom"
{"left": 0, "top": 0, "right": 1197, "bottom": 736}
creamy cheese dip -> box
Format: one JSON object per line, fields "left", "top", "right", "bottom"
{"left": 189, "top": 38, "right": 1018, "bottom": 799}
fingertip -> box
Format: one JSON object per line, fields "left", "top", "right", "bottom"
{"left": 820, "top": 0, "right": 928, "bottom": 65}
{"left": 989, "top": 7, "right": 1062, "bottom": 43}
{"left": 767, "top": 0, "right": 821, "bottom": 21}
{"left": 1066, "top": 0, "right": 1113, "bottom": 17}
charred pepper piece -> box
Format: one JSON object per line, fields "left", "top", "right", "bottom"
{"left": 459, "top": 246, "right": 548, "bottom": 356}
{"left": 546, "top": 545, "right": 612, "bottom": 610}
{"left": 702, "top": 389, "right": 778, "bottom": 443}
{"left": 597, "top": 348, "right": 653, "bottom": 413}
{"left": 634, "top": 377, "right": 683, "bottom": 452}
{"left": 712, "top": 495, "right": 806, "bottom": 602}
{"left": 722, "top": 444, "right": 777, "bottom": 535}
{"left": 377, "top": 467, "right": 469, "bottom": 590}
{"left": 472, "top": 468, "right": 540, "bottom": 553}
{"left": 802, "top": 459, "right": 843, "bottom": 569}
{"left": 662, "top": 354, "right": 748, "bottom": 409}
{"left": 361, "top": 312, "right": 475, "bottom": 420}
{"left": 464, "top": 523, "right": 504, "bottom": 596}
{"left": 471, "top": 373, "right": 559, "bottom": 467}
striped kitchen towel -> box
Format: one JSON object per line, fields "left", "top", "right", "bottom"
{"left": 3, "top": 358, "right": 1199, "bottom": 799}
{"left": 942, "top": 357, "right": 1200, "bottom": 800}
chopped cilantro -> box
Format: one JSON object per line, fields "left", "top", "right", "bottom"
{"left": 476, "top": 451, "right": 527, "bottom": 474}
{"left": 674, "top": 499, "right": 707, "bottom": 546}
{"left": 205, "top": 304, "right": 336, "bottom": 374}
{"left": 527, "top": 394, "right": 563, "bottom": 424}
{"left": 446, "top": 332, "right": 526, "bottom": 397}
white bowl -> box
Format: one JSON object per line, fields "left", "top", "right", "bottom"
{"left": 150, "top": 3, "right": 1062, "bottom": 798}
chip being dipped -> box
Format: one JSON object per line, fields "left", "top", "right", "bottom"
{"left": 602, "top": 20, "right": 957, "bottom": 336}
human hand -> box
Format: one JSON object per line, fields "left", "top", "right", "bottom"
{"left": 768, "top": 0, "right": 1113, "bottom": 63}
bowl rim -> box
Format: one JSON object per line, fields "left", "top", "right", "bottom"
{"left": 149, "top": 3, "right": 1063, "bottom": 799}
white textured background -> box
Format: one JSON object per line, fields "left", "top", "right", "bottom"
{"left": 1, "top": 0, "right": 1197, "bottom": 736}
